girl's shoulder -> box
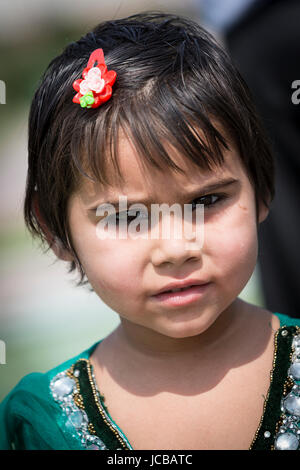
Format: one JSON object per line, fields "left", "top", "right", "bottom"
{"left": 0, "top": 340, "right": 101, "bottom": 450}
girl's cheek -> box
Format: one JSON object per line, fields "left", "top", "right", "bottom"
{"left": 83, "top": 241, "right": 142, "bottom": 286}
{"left": 204, "top": 208, "right": 258, "bottom": 261}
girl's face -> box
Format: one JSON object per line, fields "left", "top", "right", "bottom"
{"left": 65, "top": 132, "right": 269, "bottom": 339}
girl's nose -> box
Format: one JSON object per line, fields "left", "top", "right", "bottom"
{"left": 151, "top": 240, "right": 201, "bottom": 268}
{"left": 150, "top": 215, "right": 203, "bottom": 268}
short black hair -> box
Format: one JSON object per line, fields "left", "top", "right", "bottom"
{"left": 24, "top": 12, "right": 275, "bottom": 285}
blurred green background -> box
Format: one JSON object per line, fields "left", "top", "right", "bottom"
{"left": 0, "top": 0, "right": 266, "bottom": 402}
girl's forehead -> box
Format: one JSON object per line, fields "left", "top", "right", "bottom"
{"left": 76, "top": 136, "right": 244, "bottom": 206}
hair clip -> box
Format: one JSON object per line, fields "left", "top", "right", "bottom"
{"left": 72, "top": 48, "right": 117, "bottom": 109}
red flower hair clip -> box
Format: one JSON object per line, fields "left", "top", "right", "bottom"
{"left": 72, "top": 48, "right": 117, "bottom": 109}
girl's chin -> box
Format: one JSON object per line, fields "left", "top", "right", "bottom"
{"left": 153, "top": 312, "right": 224, "bottom": 340}
{"left": 151, "top": 322, "right": 211, "bottom": 340}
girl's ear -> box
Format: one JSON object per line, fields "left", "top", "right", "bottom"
{"left": 33, "top": 193, "right": 74, "bottom": 262}
{"left": 258, "top": 199, "right": 270, "bottom": 224}
{"left": 51, "top": 237, "right": 74, "bottom": 262}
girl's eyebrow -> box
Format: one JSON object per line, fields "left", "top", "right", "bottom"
{"left": 94, "top": 177, "right": 240, "bottom": 209}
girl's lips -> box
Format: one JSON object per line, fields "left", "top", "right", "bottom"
{"left": 151, "top": 283, "right": 211, "bottom": 307}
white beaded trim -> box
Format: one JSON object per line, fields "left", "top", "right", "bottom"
{"left": 50, "top": 370, "right": 107, "bottom": 450}
{"left": 274, "top": 332, "right": 300, "bottom": 450}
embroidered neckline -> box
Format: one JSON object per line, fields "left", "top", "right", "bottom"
{"left": 49, "top": 359, "right": 132, "bottom": 450}
{"left": 250, "top": 325, "right": 300, "bottom": 450}
{"left": 50, "top": 325, "right": 300, "bottom": 450}
{"left": 73, "top": 358, "right": 133, "bottom": 449}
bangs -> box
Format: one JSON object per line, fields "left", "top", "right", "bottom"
{"left": 70, "top": 76, "right": 231, "bottom": 190}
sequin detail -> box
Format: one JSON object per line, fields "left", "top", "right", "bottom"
{"left": 50, "top": 370, "right": 107, "bottom": 450}
{"left": 274, "top": 330, "right": 300, "bottom": 450}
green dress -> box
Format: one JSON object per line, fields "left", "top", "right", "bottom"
{"left": 0, "top": 312, "right": 299, "bottom": 450}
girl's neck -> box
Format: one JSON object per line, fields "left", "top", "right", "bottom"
{"left": 90, "top": 299, "right": 275, "bottom": 395}
{"left": 113, "top": 298, "right": 246, "bottom": 365}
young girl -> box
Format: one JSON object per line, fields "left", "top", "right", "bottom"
{"left": 1, "top": 12, "right": 299, "bottom": 451}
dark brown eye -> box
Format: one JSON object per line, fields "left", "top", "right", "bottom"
{"left": 192, "top": 194, "right": 225, "bottom": 210}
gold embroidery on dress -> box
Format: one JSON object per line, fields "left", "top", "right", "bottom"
{"left": 78, "top": 358, "right": 131, "bottom": 449}
{"left": 249, "top": 328, "right": 280, "bottom": 450}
